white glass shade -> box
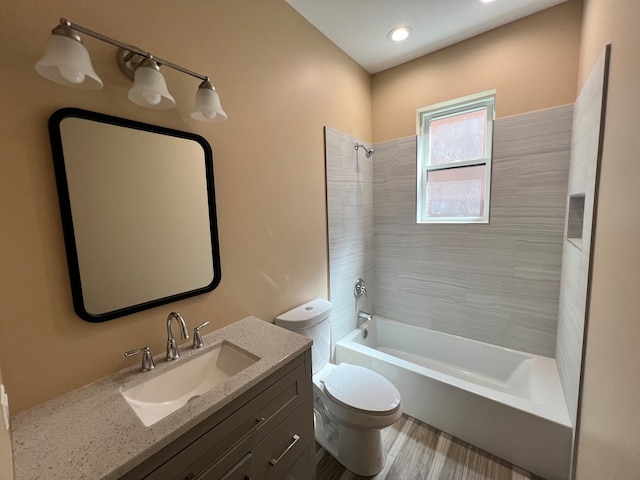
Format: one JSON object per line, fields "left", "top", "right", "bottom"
{"left": 191, "top": 86, "right": 227, "bottom": 122}
{"left": 35, "top": 34, "right": 103, "bottom": 90}
{"left": 128, "top": 65, "right": 176, "bottom": 110}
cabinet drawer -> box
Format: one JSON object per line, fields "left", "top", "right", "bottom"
{"left": 279, "top": 448, "right": 314, "bottom": 480}
{"left": 143, "top": 362, "right": 306, "bottom": 480}
{"left": 252, "top": 404, "right": 314, "bottom": 480}
{"left": 194, "top": 453, "right": 252, "bottom": 480}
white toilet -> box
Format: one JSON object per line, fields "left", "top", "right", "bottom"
{"left": 275, "top": 298, "right": 402, "bottom": 476}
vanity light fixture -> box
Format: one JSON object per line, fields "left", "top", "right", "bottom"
{"left": 387, "top": 26, "right": 412, "bottom": 42}
{"left": 35, "top": 18, "right": 227, "bottom": 122}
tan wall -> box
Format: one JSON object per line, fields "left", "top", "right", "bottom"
{"left": 0, "top": 0, "right": 371, "bottom": 413}
{"left": 575, "top": 0, "right": 640, "bottom": 478}
{"left": 371, "top": 0, "right": 583, "bottom": 143}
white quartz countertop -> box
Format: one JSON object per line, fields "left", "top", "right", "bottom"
{"left": 10, "top": 316, "right": 311, "bottom": 480}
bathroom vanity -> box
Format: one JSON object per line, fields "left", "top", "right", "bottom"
{"left": 10, "top": 317, "right": 315, "bottom": 480}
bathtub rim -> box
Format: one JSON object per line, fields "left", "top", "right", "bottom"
{"left": 336, "top": 316, "right": 571, "bottom": 428}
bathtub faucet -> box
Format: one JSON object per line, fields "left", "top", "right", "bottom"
{"left": 357, "top": 310, "right": 372, "bottom": 327}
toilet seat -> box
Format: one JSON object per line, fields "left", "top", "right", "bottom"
{"left": 323, "top": 363, "right": 401, "bottom": 415}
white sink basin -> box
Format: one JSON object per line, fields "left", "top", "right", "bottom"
{"left": 121, "top": 342, "right": 259, "bottom": 427}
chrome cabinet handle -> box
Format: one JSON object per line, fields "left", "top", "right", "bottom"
{"left": 269, "top": 434, "right": 300, "bottom": 466}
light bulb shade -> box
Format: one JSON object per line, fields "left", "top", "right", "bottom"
{"left": 191, "top": 83, "right": 227, "bottom": 122}
{"left": 128, "top": 64, "right": 175, "bottom": 110}
{"left": 35, "top": 34, "right": 103, "bottom": 90}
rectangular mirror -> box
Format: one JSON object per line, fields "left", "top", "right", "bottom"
{"left": 49, "top": 108, "right": 221, "bottom": 322}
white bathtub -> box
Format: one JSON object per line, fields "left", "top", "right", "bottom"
{"left": 335, "top": 317, "right": 572, "bottom": 480}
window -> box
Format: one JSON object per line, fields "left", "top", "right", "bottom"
{"left": 416, "top": 91, "right": 495, "bottom": 223}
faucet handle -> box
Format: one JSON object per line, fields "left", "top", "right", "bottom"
{"left": 192, "top": 321, "right": 211, "bottom": 349}
{"left": 125, "top": 346, "right": 155, "bottom": 372}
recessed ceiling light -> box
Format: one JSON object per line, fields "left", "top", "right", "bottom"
{"left": 481, "top": 0, "right": 497, "bottom": 3}
{"left": 388, "top": 26, "right": 411, "bottom": 42}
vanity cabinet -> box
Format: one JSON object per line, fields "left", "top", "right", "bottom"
{"left": 120, "top": 349, "right": 315, "bottom": 480}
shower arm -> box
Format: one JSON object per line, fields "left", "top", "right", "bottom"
{"left": 355, "top": 143, "right": 374, "bottom": 158}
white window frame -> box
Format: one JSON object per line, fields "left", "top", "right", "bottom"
{"left": 416, "top": 90, "right": 495, "bottom": 224}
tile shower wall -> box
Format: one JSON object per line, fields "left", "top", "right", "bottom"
{"left": 556, "top": 49, "right": 609, "bottom": 426}
{"left": 373, "top": 105, "right": 573, "bottom": 357}
{"left": 325, "top": 127, "right": 374, "bottom": 349}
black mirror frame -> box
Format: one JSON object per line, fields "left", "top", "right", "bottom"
{"left": 49, "top": 107, "right": 222, "bottom": 322}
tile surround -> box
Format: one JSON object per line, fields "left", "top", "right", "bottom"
{"left": 326, "top": 103, "right": 585, "bottom": 406}
{"left": 372, "top": 105, "right": 573, "bottom": 356}
{"left": 325, "top": 127, "right": 374, "bottom": 350}
{"left": 556, "top": 49, "right": 609, "bottom": 426}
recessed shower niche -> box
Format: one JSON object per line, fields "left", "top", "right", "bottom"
{"left": 567, "top": 193, "right": 586, "bottom": 249}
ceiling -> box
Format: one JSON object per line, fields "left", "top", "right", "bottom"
{"left": 285, "top": 0, "right": 570, "bottom": 74}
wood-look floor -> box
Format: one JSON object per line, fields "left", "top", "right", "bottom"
{"left": 316, "top": 415, "right": 543, "bottom": 480}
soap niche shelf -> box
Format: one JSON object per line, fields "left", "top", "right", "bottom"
{"left": 567, "top": 193, "right": 586, "bottom": 249}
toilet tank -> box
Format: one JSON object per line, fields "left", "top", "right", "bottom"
{"left": 275, "top": 298, "right": 331, "bottom": 374}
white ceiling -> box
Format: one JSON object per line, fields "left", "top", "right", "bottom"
{"left": 285, "top": 0, "right": 570, "bottom": 74}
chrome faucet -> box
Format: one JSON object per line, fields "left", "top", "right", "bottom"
{"left": 166, "top": 311, "right": 189, "bottom": 361}
{"left": 357, "top": 310, "right": 372, "bottom": 326}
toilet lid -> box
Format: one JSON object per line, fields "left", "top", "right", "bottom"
{"left": 323, "top": 363, "right": 401, "bottom": 414}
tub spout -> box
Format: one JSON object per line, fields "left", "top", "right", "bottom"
{"left": 357, "top": 310, "right": 372, "bottom": 326}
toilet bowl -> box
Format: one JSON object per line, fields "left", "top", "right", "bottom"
{"left": 314, "top": 362, "right": 402, "bottom": 475}
{"left": 275, "top": 298, "right": 402, "bottom": 476}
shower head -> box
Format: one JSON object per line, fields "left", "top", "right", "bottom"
{"left": 355, "top": 143, "right": 374, "bottom": 158}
